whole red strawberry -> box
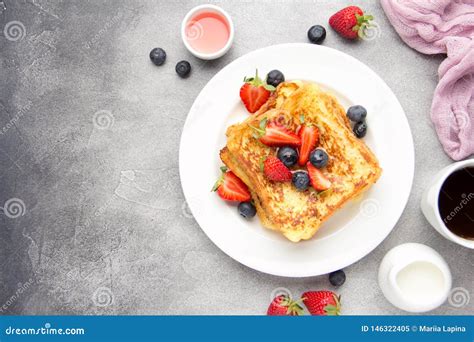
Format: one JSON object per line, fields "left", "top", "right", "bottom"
{"left": 302, "top": 290, "right": 341, "bottom": 316}
{"left": 329, "top": 6, "right": 374, "bottom": 40}
{"left": 263, "top": 156, "right": 292, "bottom": 182}
{"left": 267, "top": 295, "right": 304, "bottom": 316}
{"left": 240, "top": 70, "right": 275, "bottom": 113}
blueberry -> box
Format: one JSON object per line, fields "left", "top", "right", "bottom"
{"left": 346, "top": 105, "right": 367, "bottom": 122}
{"left": 149, "top": 48, "right": 166, "bottom": 66}
{"left": 329, "top": 270, "right": 346, "bottom": 287}
{"left": 307, "top": 25, "right": 326, "bottom": 44}
{"left": 292, "top": 171, "right": 310, "bottom": 191}
{"left": 309, "top": 148, "right": 329, "bottom": 168}
{"left": 266, "top": 70, "right": 285, "bottom": 87}
{"left": 175, "top": 60, "right": 191, "bottom": 78}
{"left": 277, "top": 146, "right": 298, "bottom": 167}
{"left": 238, "top": 202, "right": 256, "bottom": 219}
{"left": 353, "top": 121, "right": 367, "bottom": 138}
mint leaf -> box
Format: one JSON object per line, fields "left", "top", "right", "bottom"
{"left": 264, "top": 84, "right": 276, "bottom": 91}
{"left": 299, "top": 114, "right": 305, "bottom": 124}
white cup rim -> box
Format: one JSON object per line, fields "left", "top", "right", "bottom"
{"left": 181, "top": 4, "right": 234, "bottom": 60}
{"left": 432, "top": 159, "right": 474, "bottom": 248}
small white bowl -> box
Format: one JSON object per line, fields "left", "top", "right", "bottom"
{"left": 181, "top": 4, "right": 234, "bottom": 60}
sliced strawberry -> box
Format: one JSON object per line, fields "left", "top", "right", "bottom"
{"left": 239, "top": 70, "right": 275, "bottom": 113}
{"left": 263, "top": 156, "right": 292, "bottom": 182}
{"left": 298, "top": 125, "right": 319, "bottom": 166}
{"left": 249, "top": 118, "right": 301, "bottom": 147}
{"left": 307, "top": 162, "right": 331, "bottom": 191}
{"left": 240, "top": 84, "right": 270, "bottom": 114}
{"left": 212, "top": 167, "right": 251, "bottom": 202}
{"left": 259, "top": 122, "right": 301, "bottom": 147}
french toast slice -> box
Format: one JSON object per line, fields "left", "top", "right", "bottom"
{"left": 220, "top": 81, "right": 382, "bottom": 242}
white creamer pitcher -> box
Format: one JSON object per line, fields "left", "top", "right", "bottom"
{"left": 378, "top": 243, "right": 452, "bottom": 313}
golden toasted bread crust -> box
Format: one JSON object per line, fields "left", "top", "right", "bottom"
{"left": 221, "top": 81, "right": 382, "bottom": 242}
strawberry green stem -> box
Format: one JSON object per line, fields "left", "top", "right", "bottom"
{"left": 248, "top": 123, "right": 265, "bottom": 136}
{"left": 324, "top": 294, "right": 341, "bottom": 316}
{"left": 244, "top": 69, "right": 276, "bottom": 91}
{"left": 353, "top": 13, "right": 374, "bottom": 39}
{"left": 211, "top": 166, "right": 228, "bottom": 191}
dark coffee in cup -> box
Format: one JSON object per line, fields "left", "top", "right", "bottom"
{"left": 438, "top": 167, "right": 474, "bottom": 240}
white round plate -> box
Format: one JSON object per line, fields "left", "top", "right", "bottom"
{"left": 179, "top": 43, "right": 414, "bottom": 277}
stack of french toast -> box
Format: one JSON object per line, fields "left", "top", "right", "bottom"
{"left": 219, "top": 81, "right": 381, "bottom": 242}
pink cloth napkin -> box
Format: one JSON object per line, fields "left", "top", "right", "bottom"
{"left": 381, "top": 0, "right": 474, "bottom": 161}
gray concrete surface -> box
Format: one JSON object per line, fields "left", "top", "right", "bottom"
{"left": 0, "top": 0, "right": 472, "bottom": 315}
